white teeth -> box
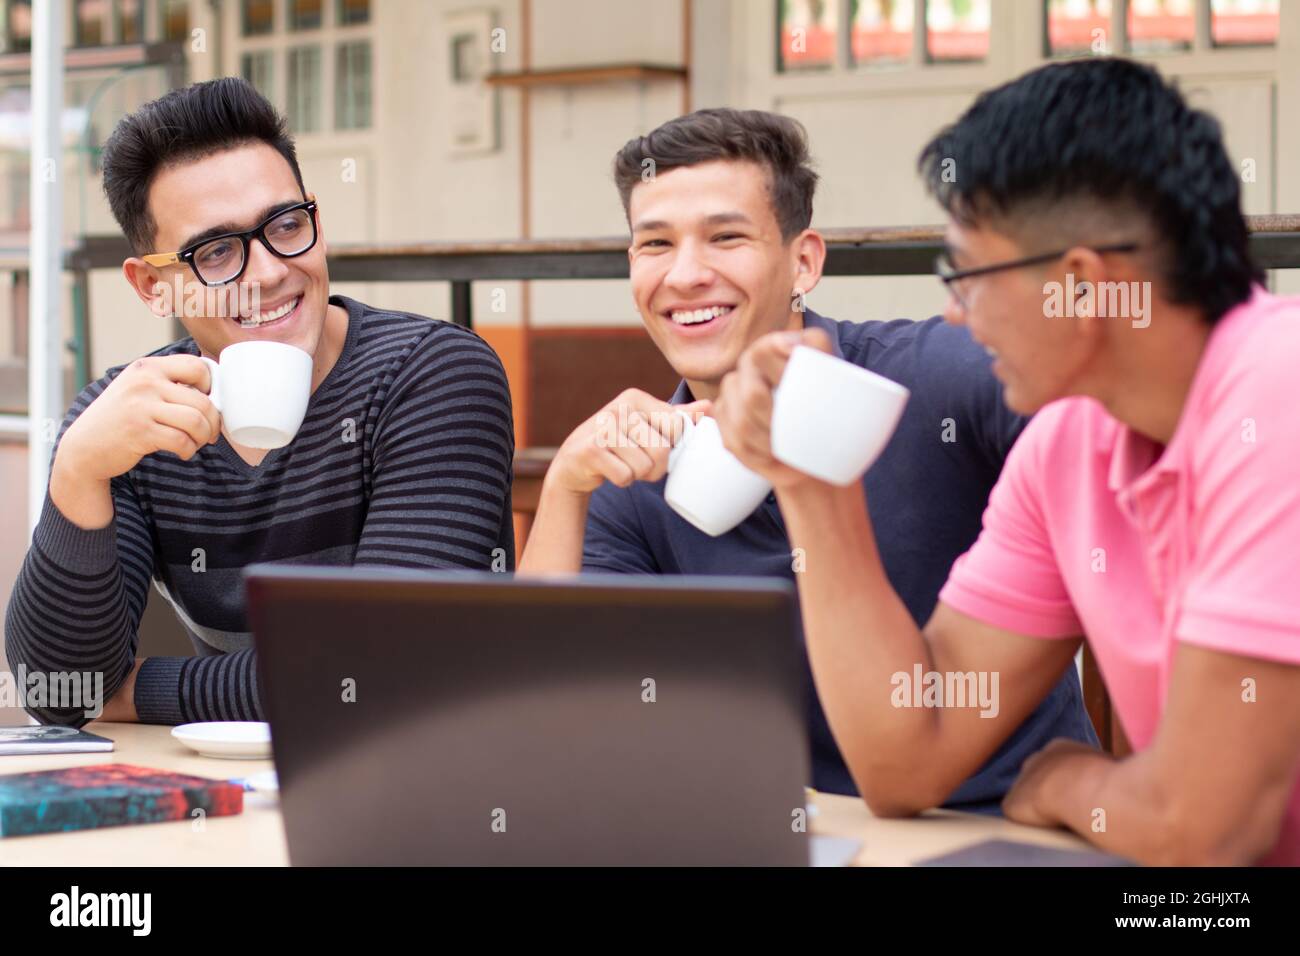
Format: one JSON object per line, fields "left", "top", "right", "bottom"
{"left": 240, "top": 297, "right": 299, "bottom": 328}
{"left": 669, "top": 305, "right": 732, "bottom": 325}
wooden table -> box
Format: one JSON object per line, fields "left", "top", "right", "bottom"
{"left": 1, "top": 722, "right": 1092, "bottom": 866}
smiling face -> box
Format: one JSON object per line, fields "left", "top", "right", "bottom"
{"left": 129, "top": 141, "right": 331, "bottom": 362}
{"left": 627, "top": 160, "right": 820, "bottom": 397}
{"left": 941, "top": 219, "right": 1102, "bottom": 415}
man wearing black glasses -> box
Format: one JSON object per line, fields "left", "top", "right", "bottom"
{"left": 714, "top": 59, "right": 1300, "bottom": 864}
{"left": 5, "top": 78, "right": 515, "bottom": 726}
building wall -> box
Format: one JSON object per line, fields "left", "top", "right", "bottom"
{"left": 714, "top": 0, "right": 1292, "bottom": 321}
{"left": 63, "top": 0, "right": 1299, "bottom": 381}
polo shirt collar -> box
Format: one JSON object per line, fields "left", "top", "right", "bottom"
{"left": 668, "top": 309, "right": 843, "bottom": 405}
{"left": 1106, "top": 424, "right": 1164, "bottom": 494}
{"left": 1106, "top": 284, "right": 1272, "bottom": 496}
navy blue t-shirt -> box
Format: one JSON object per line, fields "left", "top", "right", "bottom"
{"left": 582, "top": 310, "right": 1098, "bottom": 813}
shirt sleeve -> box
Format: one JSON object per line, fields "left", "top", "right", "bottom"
{"left": 3, "top": 375, "right": 159, "bottom": 725}
{"left": 581, "top": 483, "right": 660, "bottom": 574}
{"left": 938, "top": 405, "right": 1083, "bottom": 638}
{"left": 1175, "top": 321, "right": 1300, "bottom": 665}
{"left": 355, "top": 322, "right": 516, "bottom": 570}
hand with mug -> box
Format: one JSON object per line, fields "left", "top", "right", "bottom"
{"left": 50, "top": 354, "right": 223, "bottom": 530}
{"left": 519, "top": 388, "right": 711, "bottom": 573}
{"left": 544, "top": 388, "right": 713, "bottom": 496}
{"left": 713, "top": 326, "right": 909, "bottom": 489}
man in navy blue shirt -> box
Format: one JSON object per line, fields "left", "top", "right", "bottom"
{"left": 519, "top": 108, "right": 1096, "bottom": 810}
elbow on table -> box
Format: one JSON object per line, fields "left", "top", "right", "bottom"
{"left": 853, "top": 765, "right": 946, "bottom": 819}
{"left": 860, "top": 793, "right": 929, "bottom": 819}
{"left": 23, "top": 706, "right": 91, "bottom": 729}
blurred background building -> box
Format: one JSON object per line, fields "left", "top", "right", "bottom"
{"left": 0, "top": 0, "right": 1295, "bottom": 718}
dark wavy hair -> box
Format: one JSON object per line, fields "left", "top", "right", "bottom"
{"left": 613, "top": 108, "right": 818, "bottom": 241}
{"left": 102, "top": 76, "right": 305, "bottom": 254}
{"left": 918, "top": 58, "right": 1260, "bottom": 324}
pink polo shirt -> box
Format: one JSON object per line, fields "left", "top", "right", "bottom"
{"left": 939, "top": 287, "right": 1300, "bottom": 865}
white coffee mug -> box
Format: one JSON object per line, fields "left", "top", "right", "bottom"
{"left": 665, "top": 413, "right": 772, "bottom": 537}
{"left": 771, "top": 345, "right": 910, "bottom": 486}
{"left": 200, "top": 341, "right": 313, "bottom": 449}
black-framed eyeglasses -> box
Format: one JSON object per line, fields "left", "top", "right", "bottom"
{"left": 935, "top": 242, "right": 1139, "bottom": 308}
{"left": 143, "top": 200, "right": 319, "bottom": 286}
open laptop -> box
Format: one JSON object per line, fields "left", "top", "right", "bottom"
{"left": 245, "top": 566, "right": 814, "bottom": 865}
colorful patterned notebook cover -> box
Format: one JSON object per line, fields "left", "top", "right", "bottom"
{"left": 0, "top": 763, "right": 243, "bottom": 837}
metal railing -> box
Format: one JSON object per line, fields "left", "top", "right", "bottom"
{"left": 4, "top": 214, "right": 1299, "bottom": 433}
{"left": 4, "top": 213, "right": 1293, "bottom": 439}
{"left": 53, "top": 214, "right": 1300, "bottom": 331}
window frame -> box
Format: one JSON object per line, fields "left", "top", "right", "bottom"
{"left": 230, "top": 0, "right": 374, "bottom": 138}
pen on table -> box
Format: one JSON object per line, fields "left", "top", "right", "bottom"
{"left": 229, "top": 774, "right": 278, "bottom": 792}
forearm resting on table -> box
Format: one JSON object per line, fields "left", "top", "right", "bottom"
{"left": 1034, "top": 746, "right": 1289, "bottom": 865}
{"left": 1034, "top": 646, "right": 1300, "bottom": 865}
{"left": 518, "top": 476, "right": 592, "bottom": 575}
{"left": 776, "top": 480, "right": 956, "bottom": 814}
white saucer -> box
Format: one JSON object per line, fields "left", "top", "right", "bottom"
{"left": 171, "top": 721, "right": 272, "bottom": 759}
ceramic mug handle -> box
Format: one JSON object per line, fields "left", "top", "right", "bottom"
{"left": 199, "top": 356, "right": 222, "bottom": 413}
{"left": 667, "top": 410, "right": 695, "bottom": 472}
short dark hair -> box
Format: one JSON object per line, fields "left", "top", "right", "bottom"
{"left": 918, "top": 58, "right": 1261, "bottom": 324}
{"left": 612, "top": 108, "right": 818, "bottom": 241}
{"left": 102, "top": 76, "right": 305, "bottom": 254}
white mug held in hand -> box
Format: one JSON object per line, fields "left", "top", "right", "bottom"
{"left": 200, "top": 341, "right": 313, "bottom": 449}
{"left": 771, "top": 345, "right": 910, "bottom": 485}
{"left": 665, "top": 412, "right": 772, "bottom": 537}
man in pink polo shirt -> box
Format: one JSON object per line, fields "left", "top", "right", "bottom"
{"left": 711, "top": 57, "right": 1300, "bottom": 865}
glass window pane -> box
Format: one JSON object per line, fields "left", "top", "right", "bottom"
{"left": 335, "top": 40, "right": 371, "bottom": 130}
{"left": 1212, "top": 0, "right": 1279, "bottom": 46}
{"left": 74, "top": 0, "right": 109, "bottom": 46}
{"left": 779, "top": 0, "right": 839, "bottom": 71}
{"left": 451, "top": 33, "right": 482, "bottom": 82}
{"left": 337, "top": 0, "right": 368, "bottom": 26}
{"left": 161, "top": 0, "right": 190, "bottom": 42}
{"left": 242, "top": 0, "right": 273, "bottom": 36}
{"left": 1046, "top": 0, "right": 1112, "bottom": 57}
{"left": 926, "top": 0, "right": 990, "bottom": 61}
{"left": 852, "top": 0, "right": 913, "bottom": 66}
{"left": 1127, "top": 0, "right": 1194, "bottom": 54}
{"left": 118, "top": 0, "right": 143, "bottom": 43}
{"left": 6, "top": 0, "right": 32, "bottom": 53}
{"left": 241, "top": 50, "right": 275, "bottom": 102}
{"left": 289, "top": 0, "right": 322, "bottom": 30}
{"left": 287, "top": 46, "right": 321, "bottom": 133}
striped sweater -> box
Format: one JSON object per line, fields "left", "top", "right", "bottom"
{"left": 5, "top": 295, "right": 515, "bottom": 725}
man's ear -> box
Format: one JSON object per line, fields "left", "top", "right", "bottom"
{"left": 308, "top": 191, "right": 327, "bottom": 255}
{"left": 1061, "top": 246, "right": 1107, "bottom": 343}
{"left": 122, "top": 258, "right": 174, "bottom": 319}
{"left": 790, "top": 228, "right": 828, "bottom": 300}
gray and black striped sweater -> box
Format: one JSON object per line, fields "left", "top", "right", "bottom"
{"left": 5, "top": 295, "right": 515, "bottom": 725}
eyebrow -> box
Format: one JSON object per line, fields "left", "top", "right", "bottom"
{"left": 176, "top": 199, "right": 305, "bottom": 252}
{"left": 631, "top": 211, "right": 756, "bottom": 233}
